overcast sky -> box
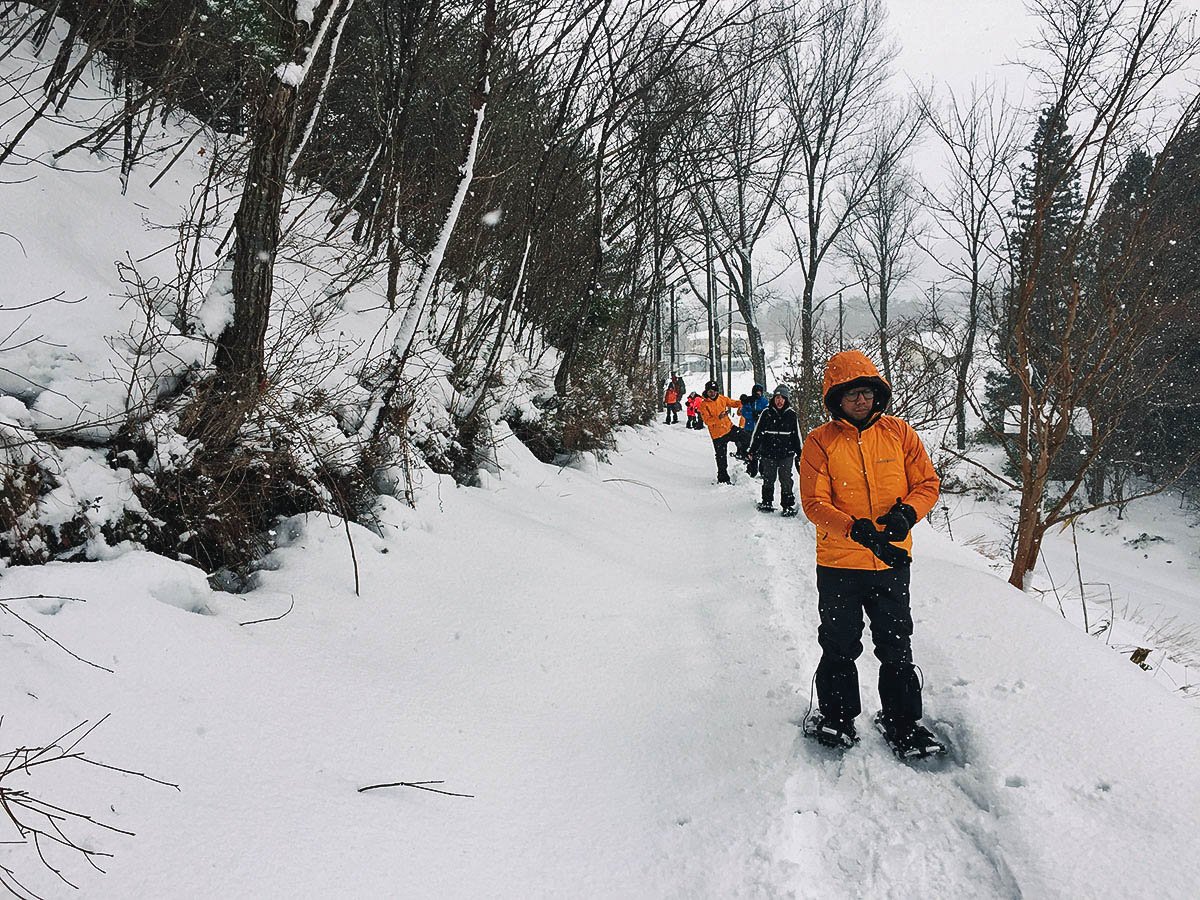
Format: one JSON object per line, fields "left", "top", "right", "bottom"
{"left": 888, "top": 0, "right": 1036, "bottom": 97}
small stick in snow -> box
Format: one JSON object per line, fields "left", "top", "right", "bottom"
{"left": 602, "top": 478, "right": 671, "bottom": 510}
{"left": 357, "top": 780, "right": 475, "bottom": 799}
{"left": 238, "top": 595, "right": 296, "bottom": 627}
{"left": 0, "top": 597, "right": 112, "bottom": 673}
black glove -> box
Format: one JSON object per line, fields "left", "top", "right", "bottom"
{"left": 850, "top": 517, "right": 912, "bottom": 569}
{"left": 875, "top": 499, "right": 917, "bottom": 542}
{"left": 849, "top": 518, "right": 879, "bottom": 547}
{"left": 871, "top": 540, "right": 912, "bottom": 569}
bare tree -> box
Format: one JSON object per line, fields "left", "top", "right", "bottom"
{"left": 186, "top": 0, "right": 352, "bottom": 451}
{"left": 779, "top": 0, "right": 907, "bottom": 426}
{"left": 686, "top": 2, "right": 803, "bottom": 388}
{"left": 837, "top": 116, "right": 923, "bottom": 385}
{"left": 919, "top": 80, "right": 1019, "bottom": 450}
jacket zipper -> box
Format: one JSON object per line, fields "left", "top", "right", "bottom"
{"left": 855, "top": 432, "right": 880, "bottom": 569}
{"left": 855, "top": 434, "right": 875, "bottom": 512}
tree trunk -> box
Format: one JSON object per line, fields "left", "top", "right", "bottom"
{"left": 735, "top": 251, "right": 767, "bottom": 387}
{"left": 188, "top": 6, "right": 342, "bottom": 448}
{"left": 799, "top": 269, "right": 820, "bottom": 429}
{"left": 199, "top": 73, "right": 301, "bottom": 448}
{"left": 878, "top": 279, "right": 891, "bottom": 385}
{"left": 1009, "top": 439, "right": 1049, "bottom": 589}
{"left": 955, "top": 270, "right": 979, "bottom": 451}
{"left": 555, "top": 115, "right": 610, "bottom": 395}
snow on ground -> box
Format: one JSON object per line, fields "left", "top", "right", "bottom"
{"left": 5, "top": 422, "right": 1200, "bottom": 898}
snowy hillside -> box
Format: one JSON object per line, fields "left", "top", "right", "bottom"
{"left": 5, "top": 425, "right": 1200, "bottom": 898}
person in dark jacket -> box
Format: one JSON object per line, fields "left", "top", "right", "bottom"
{"left": 747, "top": 384, "right": 802, "bottom": 516}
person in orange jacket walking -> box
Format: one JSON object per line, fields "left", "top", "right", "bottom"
{"left": 663, "top": 382, "right": 681, "bottom": 425}
{"left": 798, "top": 350, "right": 946, "bottom": 758}
{"left": 697, "top": 380, "right": 749, "bottom": 484}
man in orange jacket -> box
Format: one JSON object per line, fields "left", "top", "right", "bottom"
{"left": 697, "top": 379, "right": 749, "bottom": 484}
{"left": 798, "top": 350, "right": 946, "bottom": 758}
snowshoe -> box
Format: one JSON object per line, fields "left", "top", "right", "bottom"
{"left": 756, "top": 501, "right": 775, "bottom": 513}
{"left": 802, "top": 711, "right": 859, "bottom": 749}
{"left": 780, "top": 507, "right": 798, "bottom": 518}
{"left": 874, "top": 713, "right": 948, "bottom": 760}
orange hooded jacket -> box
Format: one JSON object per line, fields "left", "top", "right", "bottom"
{"left": 698, "top": 394, "right": 741, "bottom": 439}
{"left": 799, "top": 350, "right": 940, "bottom": 570}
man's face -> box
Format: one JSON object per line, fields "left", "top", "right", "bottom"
{"left": 773, "top": 395, "right": 786, "bottom": 409}
{"left": 705, "top": 388, "right": 717, "bottom": 399}
{"left": 839, "top": 386, "right": 875, "bottom": 422}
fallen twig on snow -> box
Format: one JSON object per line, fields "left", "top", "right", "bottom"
{"left": 0, "top": 595, "right": 112, "bottom": 673}
{"left": 357, "top": 780, "right": 475, "bottom": 799}
{"left": 602, "top": 477, "right": 671, "bottom": 510}
{"left": 238, "top": 594, "right": 296, "bottom": 626}
{"left": 0, "top": 716, "right": 179, "bottom": 898}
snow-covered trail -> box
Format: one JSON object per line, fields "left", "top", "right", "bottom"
{"left": 6, "top": 421, "right": 1200, "bottom": 898}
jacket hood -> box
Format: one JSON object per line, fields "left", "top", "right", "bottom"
{"left": 822, "top": 350, "right": 891, "bottom": 420}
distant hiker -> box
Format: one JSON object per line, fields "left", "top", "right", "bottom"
{"left": 737, "top": 394, "right": 751, "bottom": 429}
{"left": 672, "top": 372, "right": 686, "bottom": 398}
{"left": 664, "top": 382, "right": 680, "bottom": 425}
{"left": 798, "top": 349, "right": 946, "bottom": 758}
{"left": 747, "top": 384, "right": 801, "bottom": 516}
{"left": 685, "top": 392, "right": 702, "bottom": 429}
{"left": 744, "top": 384, "right": 768, "bottom": 433}
{"left": 698, "top": 380, "right": 750, "bottom": 484}
{"left": 740, "top": 385, "right": 769, "bottom": 477}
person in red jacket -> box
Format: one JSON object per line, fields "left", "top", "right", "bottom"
{"left": 697, "top": 380, "right": 749, "bottom": 483}
{"left": 685, "top": 392, "right": 702, "bottom": 429}
{"left": 798, "top": 350, "right": 946, "bottom": 758}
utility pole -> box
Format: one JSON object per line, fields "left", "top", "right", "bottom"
{"left": 705, "top": 233, "right": 716, "bottom": 382}
{"left": 838, "top": 290, "right": 844, "bottom": 351}
{"left": 726, "top": 281, "right": 733, "bottom": 395}
{"left": 669, "top": 282, "right": 678, "bottom": 377}
{"left": 653, "top": 279, "right": 663, "bottom": 400}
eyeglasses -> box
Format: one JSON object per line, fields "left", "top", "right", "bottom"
{"left": 843, "top": 388, "right": 875, "bottom": 402}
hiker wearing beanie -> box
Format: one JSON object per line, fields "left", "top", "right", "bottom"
{"left": 697, "top": 380, "right": 749, "bottom": 484}
{"left": 798, "top": 350, "right": 946, "bottom": 759}
{"left": 747, "top": 384, "right": 802, "bottom": 516}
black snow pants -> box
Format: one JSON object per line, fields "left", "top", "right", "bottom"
{"left": 814, "top": 565, "right": 922, "bottom": 727}
{"left": 759, "top": 454, "right": 796, "bottom": 508}
{"left": 712, "top": 426, "right": 748, "bottom": 482}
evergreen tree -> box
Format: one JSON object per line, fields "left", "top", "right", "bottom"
{"left": 1118, "top": 125, "right": 1200, "bottom": 493}
{"left": 1085, "top": 148, "right": 1153, "bottom": 503}
{"left": 986, "top": 104, "right": 1085, "bottom": 445}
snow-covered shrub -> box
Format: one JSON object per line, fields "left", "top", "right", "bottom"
{"left": 557, "top": 362, "right": 655, "bottom": 455}
{"left": 99, "top": 384, "right": 376, "bottom": 587}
